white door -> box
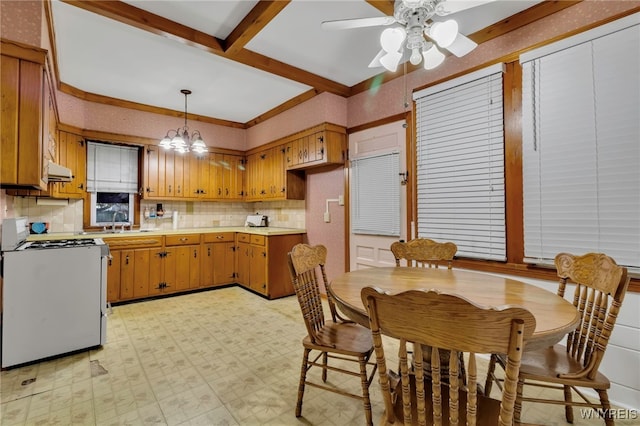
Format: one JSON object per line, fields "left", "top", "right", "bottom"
{"left": 349, "top": 120, "right": 407, "bottom": 270}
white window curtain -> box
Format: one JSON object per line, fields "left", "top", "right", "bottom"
{"left": 521, "top": 14, "right": 640, "bottom": 270}
{"left": 87, "top": 141, "right": 139, "bottom": 193}
{"left": 413, "top": 64, "right": 506, "bottom": 261}
{"left": 350, "top": 151, "right": 400, "bottom": 236}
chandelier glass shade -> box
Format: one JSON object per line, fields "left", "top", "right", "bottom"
{"left": 159, "top": 89, "right": 208, "bottom": 155}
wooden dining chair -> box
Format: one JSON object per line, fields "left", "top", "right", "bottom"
{"left": 287, "top": 243, "right": 378, "bottom": 425}
{"left": 391, "top": 238, "right": 457, "bottom": 269}
{"left": 362, "top": 287, "right": 536, "bottom": 426}
{"left": 484, "top": 252, "right": 630, "bottom": 425}
{"left": 392, "top": 238, "right": 461, "bottom": 378}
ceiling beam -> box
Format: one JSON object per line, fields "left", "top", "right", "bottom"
{"left": 224, "top": 1, "right": 291, "bottom": 55}
{"left": 61, "top": 0, "right": 350, "bottom": 97}
{"left": 365, "top": 0, "right": 395, "bottom": 16}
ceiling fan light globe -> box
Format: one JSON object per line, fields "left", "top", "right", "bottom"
{"left": 409, "top": 47, "right": 422, "bottom": 66}
{"left": 431, "top": 19, "right": 459, "bottom": 48}
{"left": 380, "top": 27, "right": 405, "bottom": 53}
{"left": 380, "top": 51, "right": 402, "bottom": 72}
{"left": 422, "top": 45, "right": 445, "bottom": 70}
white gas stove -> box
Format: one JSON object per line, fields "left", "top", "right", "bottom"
{"left": 1, "top": 218, "right": 109, "bottom": 368}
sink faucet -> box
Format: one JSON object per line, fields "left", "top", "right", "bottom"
{"left": 112, "top": 211, "right": 128, "bottom": 232}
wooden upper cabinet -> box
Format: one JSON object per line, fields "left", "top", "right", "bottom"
{"left": 143, "top": 146, "right": 245, "bottom": 201}
{"left": 212, "top": 153, "right": 244, "bottom": 200}
{"left": 1, "top": 41, "right": 48, "bottom": 189}
{"left": 143, "top": 145, "right": 160, "bottom": 198}
{"left": 53, "top": 131, "right": 86, "bottom": 198}
{"left": 244, "top": 146, "right": 304, "bottom": 202}
{"left": 285, "top": 124, "right": 347, "bottom": 171}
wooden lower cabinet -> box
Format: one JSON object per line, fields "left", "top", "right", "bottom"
{"left": 165, "top": 234, "right": 201, "bottom": 292}
{"left": 202, "top": 232, "right": 236, "bottom": 287}
{"left": 236, "top": 232, "right": 303, "bottom": 299}
{"left": 106, "top": 231, "right": 304, "bottom": 303}
{"left": 104, "top": 236, "right": 164, "bottom": 303}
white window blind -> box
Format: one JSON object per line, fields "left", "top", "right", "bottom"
{"left": 413, "top": 64, "right": 506, "bottom": 261}
{"left": 350, "top": 152, "right": 400, "bottom": 236}
{"left": 522, "top": 14, "right": 640, "bottom": 270}
{"left": 87, "top": 142, "right": 139, "bottom": 193}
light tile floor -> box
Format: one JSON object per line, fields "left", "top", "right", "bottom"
{"left": 1, "top": 286, "right": 635, "bottom": 425}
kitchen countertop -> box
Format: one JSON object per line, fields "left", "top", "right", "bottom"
{"left": 26, "top": 227, "right": 307, "bottom": 241}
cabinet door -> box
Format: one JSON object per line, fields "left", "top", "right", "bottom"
{"left": 227, "top": 154, "right": 245, "bottom": 199}
{"left": 187, "top": 154, "right": 210, "bottom": 198}
{"left": 213, "top": 242, "right": 236, "bottom": 285}
{"left": 163, "top": 149, "right": 175, "bottom": 197}
{"left": 173, "top": 152, "right": 185, "bottom": 197}
{"left": 212, "top": 152, "right": 224, "bottom": 199}
{"left": 286, "top": 138, "right": 300, "bottom": 168}
{"left": 143, "top": 146, "right": 160, "bottom": 198}
{"left": 189, "top": 245, "right": 200, "bottom": 288}
{"left": 236, "top": 242, "right": 251, "bottom": 287}
{"left": 201, "top": 243, "right": 215, "bottom": 287}
{"left": 163, "top": 247, "right": 177, "bottom": 293}
{"left": 0, "top": 54, "right": 45, "bottom": 188}
{"left": 133, "top": 248, "right": 150, "bottom": 298}
{"left": 156, "top": 148, "right": 167, "bottom": 198}
{"left": 174, "top": 246, "right": 191, "bottom": 291}
{"left": 312, "top": 132, "right": 325, "bottom": 162}
{"left": 55, "top": 132, "right": 86, "bottom": 198}
{"left": 106, "top": 250, "right": 121, "bottom": 302}
{"left": 271, "top": 146, "right": 286, "bottom": 198}
{"left": 120, "top": 249, "right": 135, "bottom": 300}
{"left": 244, "top": 153, "right": 261, "bottom": 200}
{"left": 249, "top": 244, "right": 267, "bottom": 295}
{"left": 148, "top": 248, "right": 164, "bottom": 295}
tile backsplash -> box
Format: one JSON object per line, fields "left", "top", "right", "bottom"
{"left": 9, "top": 194, "right": 305, "bottom": 233}
{"left": 12, "top": 197, "right": 84, "bottom": 232}
{"left": 140, "top": 199, "right": 306, "bottom": 230}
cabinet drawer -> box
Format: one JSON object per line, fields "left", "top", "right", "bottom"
{"left": 202, "top": 232, "right": 235, "bottom": 243}
{"left": 165, "top": 234, "right": 201, "bottom": 246}
{"left": 103, "top": 236, "right": 163, "bottom": 249}
{"left": 250, "top": 235, "right": 265, "bottom": 246}
{"left": 237, "top": 233, "right": 250, "bottom": 243}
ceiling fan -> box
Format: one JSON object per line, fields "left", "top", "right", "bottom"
{"left": 322, "top": 0, "right": 494, "bottom": 72}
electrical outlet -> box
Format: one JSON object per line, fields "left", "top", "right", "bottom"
{"left": 338, "top": 195, "right": 344, "bottom": 205}
{"left": 324, "top": 211, "right": 330, "bottom": 222}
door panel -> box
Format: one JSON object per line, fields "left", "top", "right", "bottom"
{"left": 349, "top": 120, "right": 407, "bottom": 271}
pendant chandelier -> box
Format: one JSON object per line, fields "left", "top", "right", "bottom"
{"left": 159, "top": 89, "right": 208, "bottom": 155}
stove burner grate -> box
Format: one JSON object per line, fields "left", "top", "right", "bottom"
{"left": 23, "top": 239, "right": 98, "bottom": 250}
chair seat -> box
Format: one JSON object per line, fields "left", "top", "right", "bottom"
{"left": 388, "top": 375, "right": 505, "bottom": 426}
{"left": 302, "top": 320, "right": 374, "bottom": 355}
{"left": 504, "top": 344, "right": 611, "bottom": 389}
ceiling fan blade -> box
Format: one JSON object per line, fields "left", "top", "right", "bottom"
{"left": 321, "top": 16, "right": 396, "bottom": 30}
{"left": 436, "top": 0, "right": 497, "bottom": 16}
{"left": 368, "top": 49, "right": 386, "bottom": 68}
{"left": 445, "top": 33, "right": 478, "bottom": 57}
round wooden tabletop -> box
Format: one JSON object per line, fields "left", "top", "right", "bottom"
{"left": 329, "top": 267, "right": 580, "bottom": 350}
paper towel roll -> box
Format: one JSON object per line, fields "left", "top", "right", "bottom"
{"left": 172, "top": 211, "right": 178, "bottom": 229}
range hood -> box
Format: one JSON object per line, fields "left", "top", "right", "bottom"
{"left": 46, "top": 161, "right": 73, "bottom": 182}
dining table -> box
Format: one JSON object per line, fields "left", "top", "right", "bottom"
{"left": 328, "top": 266, "right": 580, "bottom": 351}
